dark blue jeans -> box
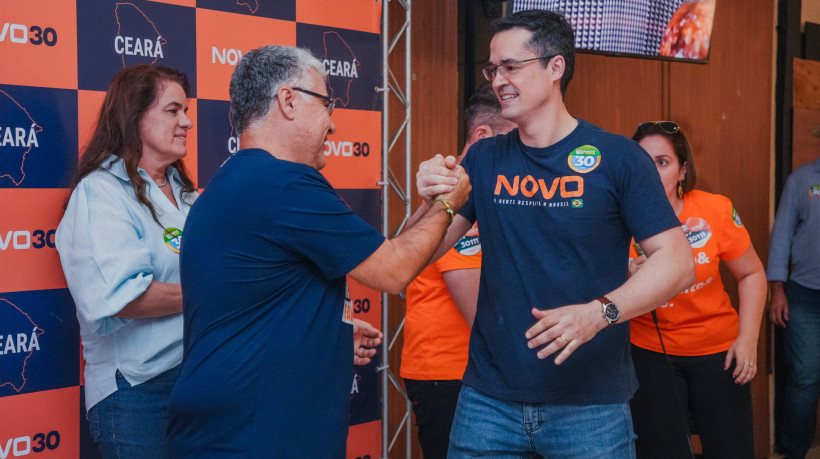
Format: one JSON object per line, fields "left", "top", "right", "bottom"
{"left": 87, "top": 365, "right": 180, "bottom": 459}
{"left": 777, "top": 281, "right": 820, "bottom": 459}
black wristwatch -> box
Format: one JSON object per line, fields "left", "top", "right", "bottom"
{"left": 597, "top": 296, "right": 620, "bottom": 326}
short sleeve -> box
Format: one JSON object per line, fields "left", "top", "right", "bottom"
{"left": 272, "top": 169, "right": 385, "bottom": 280}
{"left": 56, "top": 176, "right": 152, "bottom": 335}
{"left": 436, "top": 224, "right": 482, "bottom": 272}
{"left": 715, "top": 195, "right": 751, "bottom": 261}
{"left": 617, "top": 142, "right": 681, "bottom": 242}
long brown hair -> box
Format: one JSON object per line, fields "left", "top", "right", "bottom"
{"left": 70, "top": 64, "right": 196, "bottom": 223}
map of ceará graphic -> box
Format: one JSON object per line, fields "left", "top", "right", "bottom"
{"left": 0, "top": 298, "right": 44, "bottom": 392}
{"left": 0, "top": 90, "right": 42, "bottom": 186}
{"left": 323, "top": 32, "right": 361, "bottom": 108}
{"left": 114, "top": 2, "right": 167, "bottom": 67}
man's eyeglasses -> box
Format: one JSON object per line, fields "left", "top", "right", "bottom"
{"left": 637, "top": 121, "right": 680, "bottom": 135}
{"left": 482, "top": 54, "right": 558, "bottom": 81}
{"left": 293, "top": 87, "right": 336, "bottom": 115}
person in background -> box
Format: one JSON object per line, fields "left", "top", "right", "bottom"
{"left": 55, "top": 64, "right": 195, "bottom": 458}
{"left": 167, "top": 45, "right": 469, "bottom": 458}
{"left": 415, "top": 10, "right": 695, "bottom": 458}
{"left": 400, "top": 84, "right": 516, "bottom": 459}
{"left": 628, "top": 121, "right": 767, "bottom": 458}
{"left": 768, "top": 152, "right": 820, "bottom": 459}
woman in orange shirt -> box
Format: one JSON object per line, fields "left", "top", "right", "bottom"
{"left": 629, "top": 121, "right": 767, "bottom": 458}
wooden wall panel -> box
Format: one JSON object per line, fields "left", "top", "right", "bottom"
{"left": 567, "top": 55, "right": 665, "bottom": 137}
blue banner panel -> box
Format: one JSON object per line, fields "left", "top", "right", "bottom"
{"left": 349, "top": 349, "right": 381, "bottom": 426}
{"left": 296, "top": 23, "right": 382, "bottom": 112}
{"left": 196, "top": 0, "right": 295, "bottom": 21}
{"left": 337, "top": 189, "right": 381, "bottom": 230}
{"left": 195, "top": 98, "right": 235, "bottom": 188}
{"left": 0, "top": 289, "right": 79, "bottom": 397}
{"left": 0, "top": 85, "right": 77, "bottom": 189}
{"left": 77, "top": 0, "right": 197, "bottom": 95}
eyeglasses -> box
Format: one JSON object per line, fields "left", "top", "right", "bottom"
{"left": 293, "top": 87, "right": 336, "bottom": 115}
{"left": 637, "top": 121, "right": 680, "bottom": 135}
{"left": 482, "top": 54, "right": 558, "bottom": 81}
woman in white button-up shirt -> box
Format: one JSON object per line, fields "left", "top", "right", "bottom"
{"left": 56, "top": 64, "right": 196, "bottom": 459}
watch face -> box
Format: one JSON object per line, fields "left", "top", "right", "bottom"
{"left": 604, "top": 303, "right": 620, "bottom": 321}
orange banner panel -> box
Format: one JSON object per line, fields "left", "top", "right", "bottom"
{"left": 0, "top": 387, "right": 80, "bottom": 458}
{"left": 196, "top": 9, "right": 296, "bottom": 101}
{"left": 346, "top": 420, "right": 381, "bottom": 459}
{"left": 297, "top": 0, "right": 382, "bottom": 34}
{"left": 347, "top": 277, "right": 381, "bottom": 329}
{"left": 322, "top": 109, "right": 381, "bottom": 189}
{"left": 0, "top": 0, "right": 78, "bottom": 89}
{"left": 0, "top": 189, "right": 70, "bottom": 293}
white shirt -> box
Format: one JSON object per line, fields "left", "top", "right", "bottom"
{"left": 56, "top": 154, "right": 196, "bottom": 411}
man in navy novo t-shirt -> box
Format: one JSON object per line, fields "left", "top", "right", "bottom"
{"left": 416, "top": 10, "right": 695, "bottom": 458}
{"left": 168, "top": 46, "right": 470, "bottom": 458}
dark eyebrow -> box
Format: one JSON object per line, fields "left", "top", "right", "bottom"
{"left": 164, "top": 101, "right": 184, "bottom": 109}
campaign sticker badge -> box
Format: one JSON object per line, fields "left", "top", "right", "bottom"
{"left": 682, "top": 217, "right": 712, "bottom": 248}
{"left": 163, "top": 227, "right": 182, "bottom": 253}
{"left": 454, "top": 225, "right": 480, "bottom": 256}
{"left": 731, "top": 207, "right": 743, "bottom": 228}
{"left": 810, "top": 185, "right": 820, "bottom": 198}
{"left": 567, "top": 145, "right": 601, "bottom": 173}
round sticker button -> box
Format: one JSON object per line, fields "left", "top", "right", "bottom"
{"left": 568, "top": 145, "right": 601, "bottom": 173}
{"left": 163, "top": 227, "right": 183, "bottom": 253}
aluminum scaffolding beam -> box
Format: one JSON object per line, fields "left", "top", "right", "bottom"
{"left": 379, "top": 0, "right": 412, "bottom": 457}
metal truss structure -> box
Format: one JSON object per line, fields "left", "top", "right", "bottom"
{"left": 379, "top": 0, "right": 413, "bottom": 457}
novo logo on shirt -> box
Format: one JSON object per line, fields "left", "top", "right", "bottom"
{"left": 494, "top": 174, "right": 584, "bottom": 199}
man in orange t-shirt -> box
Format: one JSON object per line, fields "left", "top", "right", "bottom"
{"left": 400, "top": 85, "right": 516, "bottom": 459}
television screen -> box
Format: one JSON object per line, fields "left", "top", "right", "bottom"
{"left": 511, "top": 0, "right": 716, "bottom": 62}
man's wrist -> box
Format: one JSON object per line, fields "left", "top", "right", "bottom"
{"left": 433, "top": 198, "right": 455, "bottom": 226}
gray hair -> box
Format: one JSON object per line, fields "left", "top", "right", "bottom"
{"left": 229, "top": 45, "right": 326, "bottom": 135}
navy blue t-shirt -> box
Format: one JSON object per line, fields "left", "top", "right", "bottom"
{"left": 459, "top": 119, "right": 679, "bottom": 404}
{"left": 168, "top": 149, "right": 385, "bottom": 457}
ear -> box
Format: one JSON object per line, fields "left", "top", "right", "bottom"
{"left": 470, "top": 124, "right": 493, "bottom": 143}
{"left": 277, "top": 86, "right": 298, "bottom": 121}
{"left": 549, "top": 55, "right": 566, "bottom": 87}
{"left": 679, "top": 162, "right": 688, "bottom": 182}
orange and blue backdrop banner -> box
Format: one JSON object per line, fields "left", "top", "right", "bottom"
{"left": 0, "top": 1, "right": 383, "bottom": 457}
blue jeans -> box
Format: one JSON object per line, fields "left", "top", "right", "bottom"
{"left": 777, "top": 281, "right": 820, "bottom": 459}
{"left": 87, "top": 365, "right": 180, "bottom": 459}
{"left": 448, "top": 385, "right": 636, "bottom": 458}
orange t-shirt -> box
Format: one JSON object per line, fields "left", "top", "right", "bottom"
{"left": 400, "top": 223, "right": 480, "bottom": 380}
{"left": 630, "top": 190, "right": 751, "bottom": 356}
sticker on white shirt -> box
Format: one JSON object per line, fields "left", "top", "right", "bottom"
{"left": 163, "top": 227, "right": 183, "bottom": 253}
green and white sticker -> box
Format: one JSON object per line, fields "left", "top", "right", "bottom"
{"left": 163, "top": 227, "right": 183, "bottom": 253}
{"left": 568, "top": 145, "right": 601, "bottom": 173}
